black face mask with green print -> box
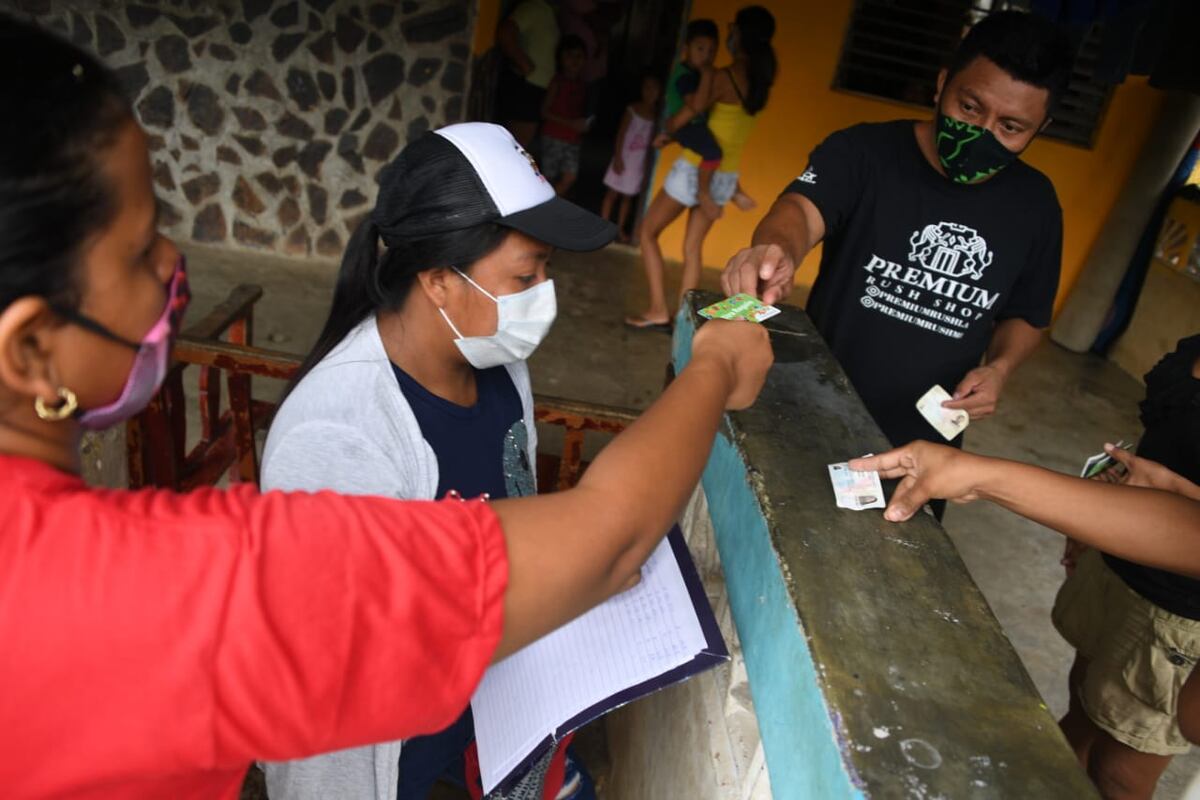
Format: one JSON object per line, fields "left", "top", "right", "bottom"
{"left": 934, "top": 110, "right": 1021, "bottom": 184}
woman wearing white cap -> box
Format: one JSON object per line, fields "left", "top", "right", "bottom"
{"left": 260, "top": 123, "right": 627, "bottom": 800}
{"left": 0, "top": 18, "right": 773, "bottom": 798}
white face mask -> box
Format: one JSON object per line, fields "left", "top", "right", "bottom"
{"left": 438, "top": 267, "right": 557, "bottom": 368}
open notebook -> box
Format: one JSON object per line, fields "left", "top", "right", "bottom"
{"left": 471, "top": 526, "right": 728, "bottom": 794}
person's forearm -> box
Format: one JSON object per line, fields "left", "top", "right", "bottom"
{"left": 751, "top": 198, "right": 812, "bottom": 263}
{"left": 693, "top": 68, "right": 714, "bottom": 112}
{"left": 1167, "top": 472, "right": 1200, "bottom": 502}
{"left": 574, "top": 356, "right": 731, "bottom": 568}
{"left": 975, "top": 457, "right": 1200, "bottom": 577}
{"left": 490, "top": 354, "right": 734, "bottom": 658}
{"left": 665, "top": 104, "right": 696, "bottom": 133}
{"left": 985, "top": 318, "right": 1042, "bottom": 377}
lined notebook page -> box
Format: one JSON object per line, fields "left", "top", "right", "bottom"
{"left": 471, "top": 537, "right": 708, "bottom": 793}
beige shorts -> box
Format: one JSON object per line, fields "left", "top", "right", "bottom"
{"left": 1052, "top": 550, "right": 1200, "bottom": 755}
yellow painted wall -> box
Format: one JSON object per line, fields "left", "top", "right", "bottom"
{"left": 474, "top": 0, "right": 502, "bottom": 55}
{"left": 654, "top": 1, "right": 1168, "bottom": 313}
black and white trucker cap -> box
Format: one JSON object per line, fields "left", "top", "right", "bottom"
{"left": 371, "top": 122, "right": 616, "bottom": 252}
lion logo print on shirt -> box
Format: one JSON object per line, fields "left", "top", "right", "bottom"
{"left": 908, "top": 221, "right": 993, "bottom": 280}
{"left": 859, "top": 220, "right": 1001, "bottom": 341}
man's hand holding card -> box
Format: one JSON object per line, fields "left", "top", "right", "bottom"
{"left": 916, "top": 385, "right": 970, "bottom": 442}
{"left": 941, "top": 364, "right": 1007, "bottom": 420}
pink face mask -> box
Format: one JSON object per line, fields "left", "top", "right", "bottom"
{"left": 54, "top": 257, "right": 191, "bottom": 430}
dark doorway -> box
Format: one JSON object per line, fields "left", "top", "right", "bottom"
{"left": 569, "top": 0, "right": 689, "bottom": 231}
{"left": 480, "top": 0, "right": 690, "bottom": 239}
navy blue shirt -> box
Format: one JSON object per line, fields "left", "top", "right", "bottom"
{"left": 391, "top": 362, "right": 535, "bottom": 800}
{"left": 392, "top": 363, "right": 534, "bottom": 500}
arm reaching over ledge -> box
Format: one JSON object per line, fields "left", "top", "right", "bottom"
{"left": 850, "top": 442, "right": 1200, "bottom": 579}
{"left": 492, "top": 318, "right": 772, "bottom": 659}
{"left": 720, "top": 193, "right": 823, "bottom": 305}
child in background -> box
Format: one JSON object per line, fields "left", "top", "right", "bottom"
{"left": 662, "top": 19, "right": 722, "bottom": 219}
{"left": 601, "top": 72, "right": 661, "bottom": 243}
{"left": 539, "top": 35, "right": 589, "bottom": 196}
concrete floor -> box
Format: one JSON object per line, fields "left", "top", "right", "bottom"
{"left": 183, "top": 241, "right": 1198, "bottom": 798}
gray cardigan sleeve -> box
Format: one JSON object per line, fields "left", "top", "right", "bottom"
{"left": 261, "top": 420, "right": 411, "bottom": 499}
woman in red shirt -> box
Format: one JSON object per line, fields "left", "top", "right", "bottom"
{"left": 0, "top": 17, "right": 771, "bottom": 799}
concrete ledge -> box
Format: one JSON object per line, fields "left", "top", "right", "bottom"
{"left": 670, "top": 292, "right": 1096, "bottom": 799}
{"left": 607, "top": 488, "right": 771, "bottom": 800}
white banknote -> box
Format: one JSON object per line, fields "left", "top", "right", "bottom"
{"left": 915, "top": 385, "right": 969, "bottom": 441}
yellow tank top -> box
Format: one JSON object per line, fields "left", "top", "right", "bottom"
{"left": 682, "top": 100, "right": 756, "bottom": 172}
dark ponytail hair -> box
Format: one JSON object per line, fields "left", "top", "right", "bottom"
{"left": 0, "top": 14, "right": 133, "bottom": 314}
{"left": 735, "top": 6, "right": 777, "bottom": 115}
{"left": 285, "top": 218, "right": 508, "bottom": 394}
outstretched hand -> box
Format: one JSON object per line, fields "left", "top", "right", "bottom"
{"left": 849, "top": 441, "right": 984, "bottom": 522}
{"left": 719, "top": 244, "right": 796, "bottom": 306}
{"left": 1104, "top": 444, "right": 1199, "bottom": 497}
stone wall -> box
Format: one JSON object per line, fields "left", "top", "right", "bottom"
{"left": 7, "top": 0, "right": 475, "bottom": 259}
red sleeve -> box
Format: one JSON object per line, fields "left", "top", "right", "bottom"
{"left": 1, "top": 476, "right": 507, "bottom": 788}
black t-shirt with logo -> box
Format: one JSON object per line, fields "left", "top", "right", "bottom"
{"left": 784, "top": 120, "right": 1062, "bottom": 447}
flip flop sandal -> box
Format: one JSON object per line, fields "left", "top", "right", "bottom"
{"left": 623, "top": 316, "right": 672, "bottom": 333}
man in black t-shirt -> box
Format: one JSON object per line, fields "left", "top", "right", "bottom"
{"left": 722, "top": 12, "right": 1072, "bottom": 472}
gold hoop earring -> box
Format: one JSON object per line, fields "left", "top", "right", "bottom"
{"left": 34, "top": 387, "right": 79, "bottom": 422}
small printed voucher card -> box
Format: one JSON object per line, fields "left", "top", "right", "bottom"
{"left": 698, "top": 293, "right": 782, "bottom": 323}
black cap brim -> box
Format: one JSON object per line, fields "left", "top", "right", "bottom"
{"left": 497, "top": 196, "right": 617, "bottom": 252}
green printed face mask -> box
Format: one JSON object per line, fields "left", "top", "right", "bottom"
{"left": 935, "top": 111, "right": 1021, "bottom": 184}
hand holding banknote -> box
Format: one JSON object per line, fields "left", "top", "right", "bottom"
{"left": 1105, "top": 444, "right": 1200, "bottom": 500}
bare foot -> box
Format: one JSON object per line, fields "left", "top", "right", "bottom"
{"left": 733, "top": 190, "right": 757, "bottom": 211}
